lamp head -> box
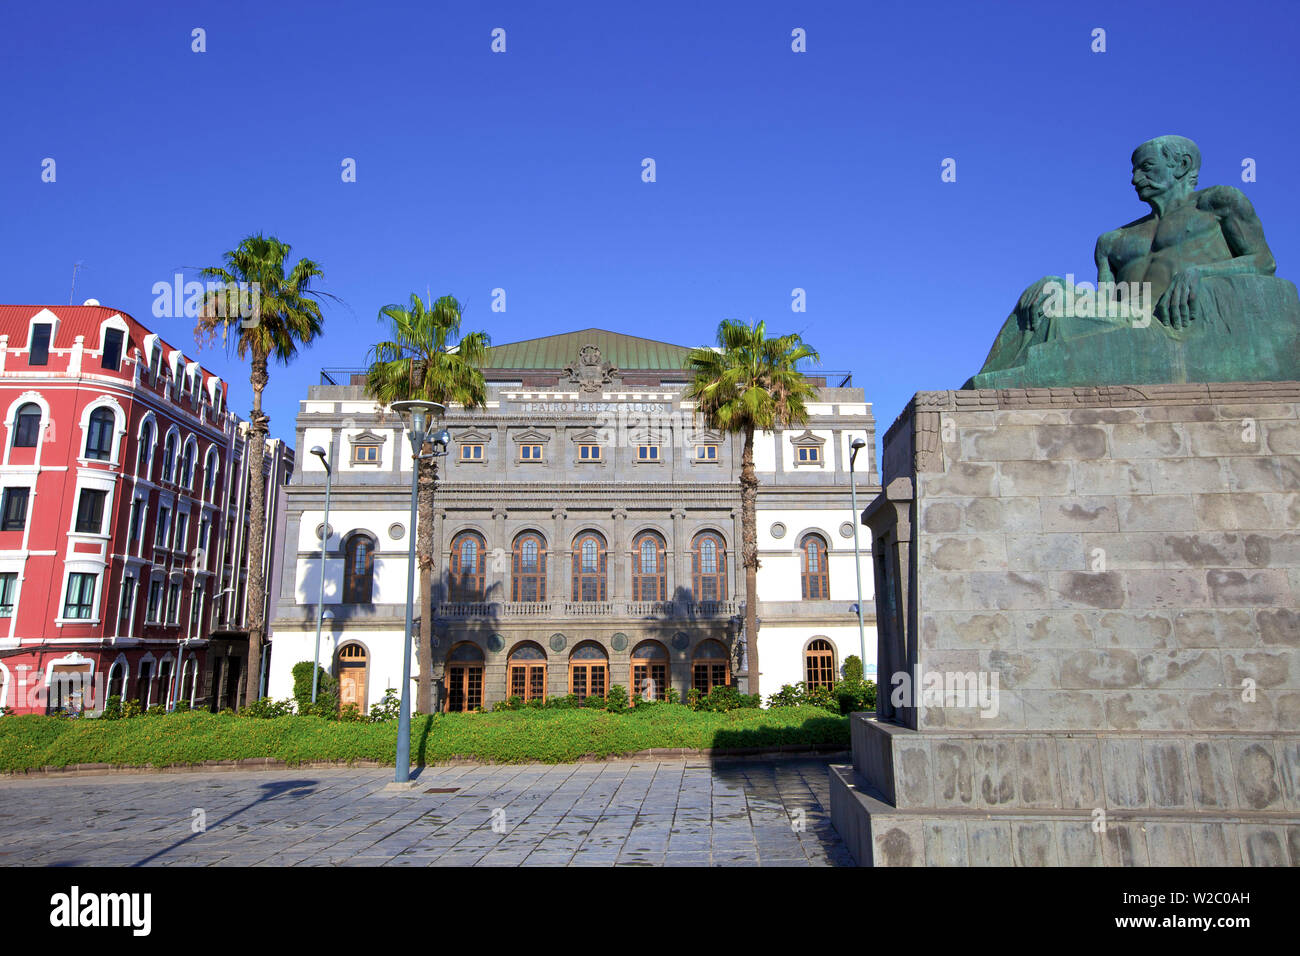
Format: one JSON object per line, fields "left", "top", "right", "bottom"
{"left": 310, "top": 445, "right": 330, "bottom": 475}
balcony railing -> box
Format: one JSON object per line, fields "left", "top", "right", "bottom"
{"left": 433, "top": 600, "right": 741, "bottom": 620}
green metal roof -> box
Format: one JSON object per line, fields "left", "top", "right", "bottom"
{"left": 484, "top": 328, "right": 697, "bottom": 371}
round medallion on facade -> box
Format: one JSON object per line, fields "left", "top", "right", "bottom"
{"left": 549, "top": 633, "right": 567, "bottom": 653}
{"left": 610, "top": 632, "right": 628, "bottom": 652}
{"left": 315, "top": 523, "right": 333, "bottom": 541}
{"left": 770, "top": 522, "right": 786, "bottom": 539}
{"left": 388, "top": 522, "right": 405, "bottom": 541}
{"left": 671, "top": 632, "right": 689, "bottom": 651}
{"left": 487, "top": 633, "right": 505, "bottom": 654}
{"left": 839, "top": 522, "right": 854, "bottom": 539}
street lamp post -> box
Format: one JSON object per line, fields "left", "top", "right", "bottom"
{"left": 390, "top": 400, "right": 450, "bottom": 785}
{"left": 849, "top": 437, "right": 870, "bottom": 673}
{"left": 310, "top": 445, "right": 333, "bottom": 703}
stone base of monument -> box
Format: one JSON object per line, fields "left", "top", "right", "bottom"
{"left": 830, "top": 381, "right": 1300, "bottom": 866}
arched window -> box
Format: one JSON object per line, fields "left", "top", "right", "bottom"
{"left": 568, "top": 642, "right": 608, "bottom": 702}
{"left": 692, "top": 532, "right": 727, "bottom": 602}
{"left": 12, "top": 403, "right": 42, "bottom": 448}
{"left": 203, "top": 449, "right": 219, "bottom": 499}
{"left": 572, "top": 532, "right": 606, "bottom": 602}
{"left": 692, "top": 639, "right": 730, "bottom": 694}
{"left": 508, "top": 642, "right": 547, "bottom": 703}
{"left": 632, "top": 531, "right": 666, "bottom": 601}
{"left": 800, "top": 533, "right": 830, "bottom": 599}
{"left": 445, "top": 642, "right": 484, "bottom": 712}
{"left": 180, "top": 441, "right": 196, "bottom": 488}
{"left": 805, "top": 638, "right": 836, "bottom": 689}
{"left": 343, "top": 535, "right": 375, "bottom": 604}
{"left": 630, "top": 641, "right": 668, "bottom": 703}
{"left": 448, "top": 531, "right": 486, "bottom": 602}
{"left": 84, "top": 408, "right": 115, "bottom": 461}
{"left": 512, "top": 532, "right": 547, "bottom": 602}
{"left": 137, "top": 421, "right": 154, "bottom": 476}
{"left": 162, "top": 433, "right": 177, "bottom": 482}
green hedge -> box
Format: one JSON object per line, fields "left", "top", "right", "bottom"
{"left": 0, "top": 705, "right": 847, "bottom": 771}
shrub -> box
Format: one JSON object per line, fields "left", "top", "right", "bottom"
{"left": 369, "top": 689, "right": 401, "bottom": 722}
{"left": 666, "top": 687, "right": 680, "bottom": 705}
{"left": 842, "top": 654, "right": 864, "bottom": 683}
{"left": 605, "top": 685, "right": 629, "bottom": 713}
{"left": 694, "top": 685, "right": 760, "bottom": 713}
{"left": 145, "top": 704, "right": 166, "bottom": 716}
{"left": 100, "top": 696, "right": 124, "bottom": 720}
{"left": 767, "top": 683, "right": 806, "bottom": 708}
{"left": 242, "top": 697, "right": 295, "bottom": 719}
{"left": 338, "top": 703, "right": 364, "bottom": 723}
{"left": 685, "top": 688, "right": 702, "bottom": 710}
{"left": 291, "top": 661, "right": 338, "bottom": 711}
{"left": 582, "top": 693, "right": 607, "bottom": 710}
{"left": 544, "top": 694, "right": 579, "bottom": 710}
{"left": 122, "top": 699, "right": 143, "bottom": 719}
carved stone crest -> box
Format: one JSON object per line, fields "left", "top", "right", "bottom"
{"left": 562, "top": 344, "right": 621, "bottom": 393}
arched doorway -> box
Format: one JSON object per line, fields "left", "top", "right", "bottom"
{"left": 691, "top": 639, "right": 730, "bottom": 694}
{"left": 568, "top": 642, "right": 608, "bottom": 702}
{"left": 507, "top": 642, "right": 547, "bottom": 703}
{"left": 630, "top": 641, "right": 669, "bottom": 703}
{"left": 445, "top": 642, "right": 485, "bottom": 712}
{"left": 337, "top": 643, "right": 369, "bottom": 712}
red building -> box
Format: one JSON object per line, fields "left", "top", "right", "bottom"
{"left": 0, "top": 303, "right": 260, "bottom": 714}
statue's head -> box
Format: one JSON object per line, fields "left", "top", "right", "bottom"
{"left": 1131, "top": 135, "right": 1201, "bottom": 204}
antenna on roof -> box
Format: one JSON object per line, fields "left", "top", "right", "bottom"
{"left": 68, "top": 261, "right": 84, "bottom": 305}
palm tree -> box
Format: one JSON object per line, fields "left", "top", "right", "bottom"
{"left": 196, "top": 234, "right": 332, "bottom": 707}
{"left": 365, "top": 294, "right": 490, "bottom": 715}
{"left": 684, "top": 319, "right": 820, "bottom": 695}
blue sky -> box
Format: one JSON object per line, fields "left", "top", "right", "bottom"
{"left": 3, "top": 0, "right": 1298, "bottom": 449}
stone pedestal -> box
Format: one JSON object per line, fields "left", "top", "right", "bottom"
{"left": 830, "top": 382, "right": 1300, "bottom": 866}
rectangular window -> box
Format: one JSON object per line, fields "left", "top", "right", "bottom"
{"left": 166, "top": 582, "right": 181, "bottom": 624}
{"left": 696, "top": 444, "right": 718, "bottom": 461}
{"left": 578, "top": 444, "right": 601, "bottom": 461}
{"left": 155, "top": 506, "right": 171, "bottom": 547}
{"left": 190, "top": 592, "right": 202, "bottom": 630}
{"left": 74, "top": 489, "right": 108, "bottom": 534}
{"left": 29, "top": 324, "right": 52, "bottom": 366}
{"left": 797, "top": 446, "right": 822, "bottom": 463}
{"left": 351, "top": 444, "right": 380, "bottom": 464}
{"left": 174, "top": 513, "right": 189, "bottom": 552}
{"left": 62, "top": 573, "right": 97, "bottom": 619}
{"left": 147, "top": 580, "right": 163, "bottom": 622}
{"left": 637, "top": 445, "right": 659, "bottom": 461}
{"left": 101, "top": 329, "right": 124, "bottom": 370}
{"left": 459, "top": 444, "right": 484, "bottom": 461}
{"left": 519, "top": 444, "right": 543, "bottom": 461}
{"left": 118, "top": 577, "right": 135, "bottom": 633}
{"left": 1, "top": 488, "right": 30, "bottom": 531}
{"left": 0, "top": 572, "right": 16, "bottom": 617}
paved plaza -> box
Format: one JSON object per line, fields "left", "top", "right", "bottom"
{"left": 0, "top": 757, "right": 851, "bottom": 867}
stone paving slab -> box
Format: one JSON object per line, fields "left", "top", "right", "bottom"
{"left": 0, "top": 758, "right": 851, "bottom": 867}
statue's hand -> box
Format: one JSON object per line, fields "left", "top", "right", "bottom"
{"left": 1157, "top": 267, "right": 1202, "bottom": 329}
{"left": 1014, "top": 277, "right": 1062, "bottom": 333}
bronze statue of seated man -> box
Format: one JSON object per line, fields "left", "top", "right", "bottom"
{"left": 967, "top": 135, "right": 1300, "bottom": 389}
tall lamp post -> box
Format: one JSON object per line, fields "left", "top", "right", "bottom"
{"left": 849, "top": 437, "right": 870, "bottom": 673}
{"left": 310, "top": 445, "right": 333, "bottom": 702}
{"left": 390, "top": 400, "right": 450, "bottom": 785}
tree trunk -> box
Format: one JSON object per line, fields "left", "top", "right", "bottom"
{"left": 243, "top": 352, "right": 270, "bottom": 707}
{"left": 415, "top": 448, "right": 437, "bottom": 714}
{"left": 740, "top": 424, "right": 760, "bottom": 696}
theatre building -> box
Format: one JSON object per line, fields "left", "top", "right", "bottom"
{"left": 267, "top": 329, "right": 879, "bottom": 711}
{"left": 0, "top": 303, "right": 292, "bottom": 714}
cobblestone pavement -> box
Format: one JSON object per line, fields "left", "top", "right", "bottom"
{"left": 0, "top": 758, "right": 852, "bottom": 867}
